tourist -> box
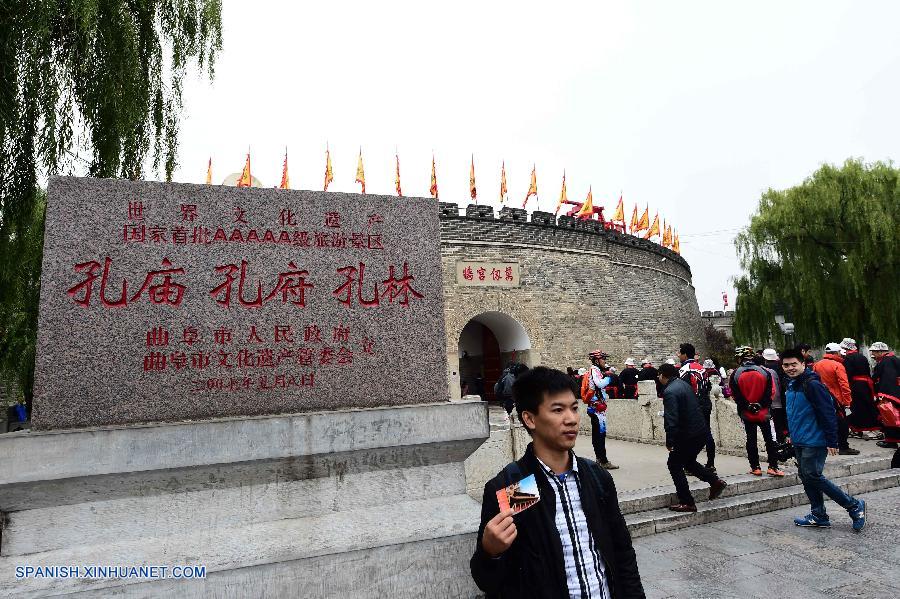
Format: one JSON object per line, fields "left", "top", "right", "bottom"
{"left": 638, "top": 357, "right": 662, "bottom": 397}
{"left": 470, "top": 366, "right": 645, "bottom": 598}
{"left": 620, "top": 358, "right": 640, "bottom": 399}
{"left": 658, "top": 363, "right": 727, "bottom": 512}
{"left": 761, "top": 348, "right": 788, "bottom": 443}
{"left": 797, "top": 343, "right": 815, "bottom": 367}
{"left": 781, "top": 349, "right": 867, "bottom": 531}
{"left": 730, "top": 346, "right": 784, "bottom": 476}
{"left": 677, "top": 343, "right": 716, "bottom": 472}
{"left": 812, "top": 343, "right": 858, "bottom": 455}
{"left": 606, "top": 366, "right": 624, "bottom": 399}
{"left": 586, "top": 350, "right": 618, "bottom": 470}
{"left": 495, "top": 363, "right": 529, "bottom": 423}
{"left": 870, "top": 342, "right": 900, "bottom": 463}
{"left": 841, "top": 338, "right": 883, "bottom": 441}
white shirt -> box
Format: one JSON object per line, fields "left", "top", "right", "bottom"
{"left": 536, "top": 454, "right": 610, "bottom": 599}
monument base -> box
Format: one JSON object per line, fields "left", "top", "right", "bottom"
{"left": 0, "top": 401, "right": 489, "bottom": 598}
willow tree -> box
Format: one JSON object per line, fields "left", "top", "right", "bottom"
{"left": 0, "top": 1, "right": 222, "bottom": 401}
{"left": 734, "top": 159, "right": 900, "bottom": 347}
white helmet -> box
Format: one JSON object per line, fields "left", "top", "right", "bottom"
{"left": 702, "top": 359, "right": 715, "bottom": 369}
{"left": 762, "top": 348, "right": 779, "bottom": 361}
{"left": 624, "top": 358, "right": 636, "bottom": 366}
{"left": 870, "top": 341, "right": 890, "bottom": 351}
{"left": 665, "top": 358, "right": 676, "bottom": 365}
{"left": 840, "top": 338, "right": 857, "bottom": 350}
{"left": 824, "top": 342, "right": 842, "bottom": 353}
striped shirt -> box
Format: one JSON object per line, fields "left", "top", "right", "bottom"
{"left": 536, "top": 454, "right": 610, "bottom": 599}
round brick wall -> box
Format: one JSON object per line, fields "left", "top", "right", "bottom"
{"left": 439, "top": 204, "right": 705, "bottom": 399}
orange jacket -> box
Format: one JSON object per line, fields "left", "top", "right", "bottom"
{"left": 812, "top": 354, "right": 852, "bottom": 408}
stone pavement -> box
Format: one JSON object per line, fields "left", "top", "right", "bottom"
{"left": 635, "top": 485, "right": 900, "bottom": 599}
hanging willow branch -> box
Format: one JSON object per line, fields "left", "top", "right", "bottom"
{"left": 733, "top": 159, "right": 900, "bottom": 347}
{"left": 0, "top": 0, "right": 222, "bottom": 399}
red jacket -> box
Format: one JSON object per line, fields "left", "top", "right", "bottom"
{"left": 812, "top": 354, "right": 852, "bottom": 408}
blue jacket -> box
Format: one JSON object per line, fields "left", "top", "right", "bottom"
{"left": 786, "top": 369, "right": 838, "bottom": 448}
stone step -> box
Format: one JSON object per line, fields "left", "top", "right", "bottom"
{"left": 617, "top": 453, "right": 891, "bottom": 516}
{"left": 625, "top": 468, "right": 900, "bottom": 538}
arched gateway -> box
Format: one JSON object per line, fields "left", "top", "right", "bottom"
{"left": 457, "top": 312, "right": 532, "bottom": 401}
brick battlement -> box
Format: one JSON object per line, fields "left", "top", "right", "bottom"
{"left": 437, "top": 202, "right": 691, "bottom": 282}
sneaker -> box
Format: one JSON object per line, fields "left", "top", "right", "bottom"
{"left": 849, "top": 499, "right": 866, "bottom": 532}
{"left": 600, "top": 462, "right": 620, "bottom": 470}
{"left": 669, "top": 503, "right": 698, "bottom": 513}
{"left": 876, "top": 441, "right": 898, "bottom": 449}
{"left": 863, "top": 431, "right": 884, "bottom": 441}
{"left": 749, "top": 468, "right": 763, "bottom": 476}
{"left": 839, "top": 448, "right": 861, "bottom": 455}
{"left": 794, "top": 513, "right": 831, "bottom": 528}
{"left": 709, "top": 479, "right": 727, "bottom": 500}
{"left": 767, "top": 467, "right": 786, "bottom": 477}
{"left": 848, "top": 431, "right": 863, "bottom": 439}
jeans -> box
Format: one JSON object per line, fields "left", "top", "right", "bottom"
{"left": 589, "top": 411, "right": 608, "bottom": 463}
{"left": 668, "top": 434, "right": 719, "bottom": 505}
{"left": 795, "top": 445, "right": 858, "bottom": 518}
{"left": 743, "top": 419, "right": 779, "bottom": 469}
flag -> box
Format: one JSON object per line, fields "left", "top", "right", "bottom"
{"left": 355, "top": 148, "right": 366, "bottom": 194}
{"left": 636, "top": 204, "right": 650, "bottom": 232}
{"left": 499, "top": 161, "right": 508, "bottom": 203}
{"left": 205, "top": 157, "right": 212, "bottom": 185}
{"left": 722, "top": 291, "right": 729, "bottom": 308}
{"left": 430, "top": 154, "right": 438, "bottom": 199}
{"left": 612, "top": 194, "right": 624, "bottom": 222}
{"left": 470, "top": 155, "right": 477, "bottom": 202}
{"left": 236, "top": 153, "right": 252, "bottom": 187}
{"left": 523, "top": 165, "right": 537, "bottom": 208}
{"left": 673, "top": 233, "right": 681, "bottom": 254}
{"left": 665, "top": 224, "right": 673, "bottom": 247}
{"left": 555, "top": 171, "right": 568, "bottom": 215}
{"left": 643, "top": 212, "right": 660, "bottom": 239}
{"left": 662, "top": 221, "right": 671, "bottom": 247}
{"left": 575, "top": 187, "right": 594, "bottom": 219}
{"left": 395, "top": 152, "right": 402, "bottom": 197}
{"left": 279, "top": 149, "right": 290, "bottom": 189}
{"left": 629, "top": 204, "right": 639, "bottom": 233}
{"left": 324, "top": 145, "right": 334, "bottom": 191}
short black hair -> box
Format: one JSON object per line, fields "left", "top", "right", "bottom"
{"left": 513, "top": 366, "right": 579, "bottom": 433}
{"left": 679, "top": 343, "right": 696, "bottom": 358}
{"left": 796, "top": 343, "right": 811, "bottom": 352}
{"left": 511, "top": 363, "right": 530, "bottom": 376}
{"left": 658, "top": 363, "right": 678, "bottom": 379}
{"left": 781, "top": 348, "right": 805, "bottom": 363}
{"left": 752, "top": 356, "right": 765, "bottom": 366}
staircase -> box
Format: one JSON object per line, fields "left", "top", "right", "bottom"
{"left": 621, "top": 454, "right": 898, "bottom": 538}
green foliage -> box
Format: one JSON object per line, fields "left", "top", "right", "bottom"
{"left": 0, "top": 1, "right": 222, "bottom": 399}
{"left": 703, "top": 324, "right": 735, "bottom": 370}
{"left": 734, "top": 159, "right": 900, "bottom": 347}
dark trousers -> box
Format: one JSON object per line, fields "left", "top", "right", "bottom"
{"left": 703, "top": 410, "right": 716, "bottom": 467}
{"left": 771, "top": 407, "right": 788, "bottom": 443}
{"left": 668, "top": 434, "right": 719, "bottom": 505}
{"left": 589, "top": 411, "right": 608, "bottom": 463}
{"left": 893, "top": 448, "right": 900, "bottom": 469}
{"left": 836, "top": 408, "right": 850, "bottom": 450}
{"left": 743, "top": 419, "right": 778, "bottom": 469}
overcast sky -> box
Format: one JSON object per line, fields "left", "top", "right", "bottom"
{"left": 169, "top": 1, "right": 900, "bottom": 311}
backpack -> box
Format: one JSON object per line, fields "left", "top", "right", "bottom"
{"left": 731, "top": 364, "right": 773, "bottom": 423}
{"left": 680, "top": 365, "right": 712, "bottom": 408}
{"left": 580, "top": 373, "right": 594, "bottom": 404}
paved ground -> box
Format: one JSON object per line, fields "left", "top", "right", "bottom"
{"left": 573, "top": 434, "right": 891, "bottom": 493}
{"left": 634, "top": 485, "right": 900, "bottom": 599}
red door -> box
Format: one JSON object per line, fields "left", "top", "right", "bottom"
{"left": 482, "top": 326, "right": 502, "bottom": 402}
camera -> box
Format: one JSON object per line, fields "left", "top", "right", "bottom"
{"left": 747, "top": 403, "right": 762, "bottom": 414}
{"left": 773, "top": 441, "right": 795, "bottom": 463}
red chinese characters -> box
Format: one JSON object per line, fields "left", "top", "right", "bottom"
{"left": 332, "top": 262, "right": 423, "bottom": 308}
{"left": 210, "top": 260, "right": 314, "bottom": 309}
{"left": 67, "top": 257, "right": 186, "bottom": 308}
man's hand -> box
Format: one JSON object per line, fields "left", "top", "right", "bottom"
{"left": 481, "top": 509, "right": 517, "bottom": 557}
{"left": 828, "top": 447, "right": 839, "bottom": 456}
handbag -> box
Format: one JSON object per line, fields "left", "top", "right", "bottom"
{"left": 875, "top": 394, "right": 900, "bottom": 428}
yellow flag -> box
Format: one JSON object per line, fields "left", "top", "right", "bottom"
{"left": 673, "top": 232, "right": 681, "bottom": 254}
{"left": 663, "top": 223, "right": 673, "bottom": 247}
{"left": 555, "top": 171, "right": 568, "bottom": 215}
{"left": 236, "top": 153, "right": 252, "bottom": 187}
{"left": 629, "top": 205, "right": 638, "bottom": 233}
{"left": 324, "top": 145, "right": 334, "bottom": 191}
{"left": 575, "top": 187, "right": 593, "bottom": 218}
{"left": 523, "top": 165, "right": 537, "bottom": 208}
{"left": 279, "top": 149, "right": 290, "bottom": 190}
{"left": 205, "top": 157, "right": 212, "bottom": 185}
{"left": 430, "top": 154, "right": 438, "bottom": 199}
{"left": 612, "top": 194, "right": 624, "bottom": 222}
{"left": 636, "top": 205, "right": 650, "bottom": 231}
{"left": 643, "top": 213, "right": 660, "bottom": 239}
{"left": 500, "top": 161, "right": 508, "bottom": 203}
{"left": 355, "top": 148, "right": 366, "bottom": 194}
{"left": 395, "top": 153, "right": 402, "bottom": 197}
{"left": 470, "top": 155, "right": 477, "bottom": 202}
{"left": 661, "top": 219, "right": 668, "bottom": 245}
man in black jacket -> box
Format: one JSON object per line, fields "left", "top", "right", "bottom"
{"left": 659, "top": 363, "right": 727, "bottom": 512}
{"left": 470, "top": 366, "right": 644, "bottom": 598}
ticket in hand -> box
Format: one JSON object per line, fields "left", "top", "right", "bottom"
{"left": 496, "top": 474, "right": 541, "bottom": 514}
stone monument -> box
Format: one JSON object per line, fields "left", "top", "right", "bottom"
{"left": 0, "top": 178, "right": 488, "bottom": 597}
